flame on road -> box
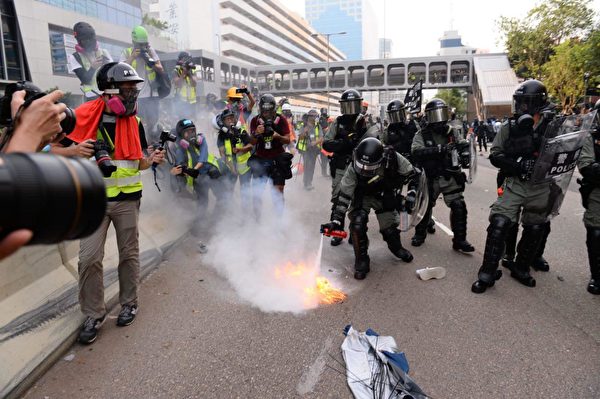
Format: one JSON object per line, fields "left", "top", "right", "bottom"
{"left": 274, "top": 262, "right": 346, "bottom": 308}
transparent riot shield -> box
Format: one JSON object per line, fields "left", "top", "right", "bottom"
{"left": 531, "top": 111, "right": 597, "bottom": 221}
{"left": 399, "top": 170, "right": 429, "bottom": 232}
{"left": 467, "top": 134, "right": 477, "bottom": 184}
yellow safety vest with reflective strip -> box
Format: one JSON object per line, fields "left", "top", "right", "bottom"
{"left": 224, "top": 136, "right": 250, "bottom": 175}
{"left": 125, "top": 47, "right": 156, "bottom": 82}
{"left": 75, "top": 49, "right": 107, "bottom": 96}
{"left": 297, "top": 124, "right": 320, "bottom": 152}
{"left": 175, "top": 66, "right": 197, "bottom": 104}
{"left": 184, "top": 149, "right": 221, "bottom": 192}
{"left": 97, "top": 119, "right": 143, "bottom": 198}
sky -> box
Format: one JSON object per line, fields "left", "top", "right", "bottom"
{"left": 284, "top": 0, "right": 600, "bottom": 58}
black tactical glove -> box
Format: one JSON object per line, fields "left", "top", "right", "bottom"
{"left": 405, "top": 189, "right": 417, "bottom": 214}
{"left": 517, "top": 157, "right": 536, "bottom": 181}
{"left": 580, "top": 163, "right": 600, "bottom": 185}
{"left": 320, "top": 220, "right": 342, "bottom": 235}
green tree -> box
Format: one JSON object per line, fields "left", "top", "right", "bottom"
{"left": 498, "top": 0, "right": 594, "bottom": 79}
{"left": 436, "top": 89, "right": 467, "bottom": 116}
{"left": 543, "top": 39, "right": 589, "bottom": 112}
{"left": 142, "top": 14, "right": 169, "bottom": 31}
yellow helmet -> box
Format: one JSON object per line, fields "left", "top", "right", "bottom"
{"left": 226, "top": 86, "right": 243, "bottom": 99}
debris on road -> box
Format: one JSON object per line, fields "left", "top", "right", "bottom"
{"left": 416, "top": 267, "right": 446, "bottom": 281}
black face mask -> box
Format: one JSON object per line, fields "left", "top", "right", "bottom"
{"left": 517, "top": 114, "right": 534, "bottom": 133}
{"left": 120, "top": 88, "right": 139, "bottom": 116}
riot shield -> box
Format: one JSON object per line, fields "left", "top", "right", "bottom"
{"left": 531, "top": 111, "right": 596, "bottom": 221}
{"left": 399, "top": 170, "right": 429, "bottom": 232}
{"left": 467, "top": 134, "right": 477, "bottom": 184}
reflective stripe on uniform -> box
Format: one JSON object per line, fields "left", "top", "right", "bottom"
{"left": 104, "top": 175, "right": 142, "bottom": 187}
{"left": 112, "top": 160, "right": 140, "bottom": 169}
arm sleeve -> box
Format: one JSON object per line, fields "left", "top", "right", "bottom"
{"left": 175, "top": 148, "right": 185, "bottom": 165}
{"left": 488, "top": 124, "right": 520, "bottom": 174}
{"left": 67, "top": 53, "right": 82, "bottom": 74}
{"left": 102, "top": 49, "right": 113, "bottom": 62}
{"left": 278, "top": 117, "right": 290, "bottom": 135}
{"left": 577, "top": 134, "right": 596, "bottom": 170}
{"left": 396, "top": 153, "right": 415, "bottom": 176}
{"left": 138, "top": 122, "right": 148, "bottom": 150}
{"left": 119, "top": 49, "right": 128, "bottom": 63}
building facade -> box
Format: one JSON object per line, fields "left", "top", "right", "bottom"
{"left": 10, "top": 0, "right": 176, "bottom": 103}
{"left": 379, "top": 38, "right": 392, "bottom": 59}
{"left": 305, "top": 0, "right": 378, "bottom": 60}
{"left": 438, "top": 30, "right": 476, "bottom": 56}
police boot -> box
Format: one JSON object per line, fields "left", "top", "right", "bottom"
{"left": 472, "top": 214, "right": 512, "bottom": 294}
{"left": 501, "top": 223, "right": 519, "bottom": 269}
{"left": 449, "top": 199, "right": 475, "bottom": 253}
{"left": 585, "top": 226, "right": 600, "bottom": 295}
{"left": 350, "top": 211, "right": 370, "bottom": 280}
{"left": 411, "top": 206, "right": 432, "bottom": 247}
{"left": 532, "top": 222, "right": 551, "bottom": 272}
{"left": 427, "top": 218, "right": 436, "bottom": 234}
{"left": 381, "top": 227, "right": 413, "bottom": 263}
{"left": 509, "top": 224, "right": 544, "bottom": 287}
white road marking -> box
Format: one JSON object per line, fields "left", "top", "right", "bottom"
{"left": 296, "top": 336, "right": 335, "bottom": 395}
{"left": 432, "top": 216, "right": 454, "bottom": 237}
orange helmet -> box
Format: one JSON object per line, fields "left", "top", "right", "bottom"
{"left": 226, "top": 86, "right": 243, "bottom": 99}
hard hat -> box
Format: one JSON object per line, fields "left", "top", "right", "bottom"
{"left": 226, "top": 86, "right": 243, "bottom": 99}
{"left": 281, "top": 103, "right": 292, "bottom": 111}
{"left": 131, "top": 26, "right": 149, "bottom": 44}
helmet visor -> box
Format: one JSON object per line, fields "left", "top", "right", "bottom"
{"left": 426, "top": 106, "right": 449, "bottom": 124}
{"left": 388, "top": 109, "right": 406, "bottom": 123}
{"left": 512, "top": 95, "right": 544, "bottom": 116}
{"left": 353, "top": 157, "right": 381, "bottom": 178}
{"left": 341, "top": 100, "right": 362, "bottom": 115}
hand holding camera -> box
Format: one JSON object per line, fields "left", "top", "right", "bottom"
{"left": 74, "top": 139, "right": 96, "bottom": 158}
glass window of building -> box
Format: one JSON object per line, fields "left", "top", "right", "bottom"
{"left": 36, "top": 0, "right": 142, "bottom": 28}
{"left": 0, "top": 0, "right": 26, "bottom": 81}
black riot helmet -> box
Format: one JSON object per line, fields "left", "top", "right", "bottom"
{"left": 424, "top": 98, "right": 449, "bottom": 124}
{"left": 512, "top": 79, "right": 548, "bottom": 116}
{"left": 339, "top": 89, "right": 363, "bottom": 115}
{"left": 73, "top": 22, "right": 97, "bottom": 51}
{"left": 353, "top": 137, "right": 384, "bottom": 178}
{"left": 259, "top": 93, "right": 277, "bottom": 120}
{"left": 387, "top": 99, "right": 407, "bottom": 124}
{"left": 175, "top": 118, "right": 196, "bottom": 138}
{"left": 218, "top": 108, "right": 236, "bottom": 128}
{"left": 97, "top": 62, "right": 144, "bottom": 91}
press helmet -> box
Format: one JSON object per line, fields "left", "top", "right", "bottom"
{"left": 259, "top": 93, "right": 277, "bottom": 119}
{"left": 387, "top": 99, "right": 407, "bottom": 124}
{"left": 96, "top": 62, "right": 144, "bottom": 92}
{"left": 424, "top": 98, "right": 449, "bottom": 124}
{"left": 176, "top": 118, "right": 196, "bottom": 137}
{"left": 131, "top": 26, "right": 148, "bottom": 44}
{"left": 512, "top": 79, "right": 548, "bottom": 116}
{"left": 353, "top": 137, "right": 384, "bottom": 178}
{"left": 339, "top": 89, "right": 363, "bottom": 115}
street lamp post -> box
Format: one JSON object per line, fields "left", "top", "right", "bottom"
{"left": 215, "top": 33, "right": 221, "bottom": 56}
{"left": 311, "top": 31, "right": 346, "bottom": 115}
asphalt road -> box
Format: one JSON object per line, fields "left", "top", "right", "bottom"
{"left": 25, "top": 153, "right": 600, "bottom": 399}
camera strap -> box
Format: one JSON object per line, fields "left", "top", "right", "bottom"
{"left": 97, "top": 121, "right": 115, "bottom": 152}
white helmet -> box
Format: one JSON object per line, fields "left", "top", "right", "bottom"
{"left": 281, "top": 103, "right": 292, "bottom": 111}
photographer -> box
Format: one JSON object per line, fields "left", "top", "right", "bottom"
{"left": 171, "top": 118, "right": 224, "bottom": 253}
{"left": 297, "top": 109, "right": 323, "bottom": 191}
{"left": 120, "top": 26, "right": 164, "bottom": 140}
{"left": 172, "top": 51, "right": 197, "bottom": 119}
{"left": 216, "top": 109, "right": 253, "bottom": 202}
{"left": 56, "top": 62, "right": 165, "bottom": 344}
{"left": 0, "top": 88, "right": 70, "bottom": 259}
{"left": 248, "top": 93, "right": 292, "bottom": 217}
{"left": 226, "top": 85, "right": 255, "bottom": 129}
{"left": 67, "top": 22, "right": 113, "bottom": 101}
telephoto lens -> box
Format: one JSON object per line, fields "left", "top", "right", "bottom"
{"left": 0, "top": 153, "right": 107, "bottom": 245}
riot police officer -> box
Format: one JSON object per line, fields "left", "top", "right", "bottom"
{"left": 472, "top": 80, "right": 555, "bottom": 293}
{"left": 577, "top": 99, "right": 600, "bottom": 294}
{"left": 322, "top": 89, "right": 379, "bottom": 246}
{"left": 322, "top": 138, "right": 417, "bottom": 280}
{"left": 411, "top": 99, "right": 474, "bottom": 252}
{"left": 382, "top": 100, "right": 418, "bottom": 161}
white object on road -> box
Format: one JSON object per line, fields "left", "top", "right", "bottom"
{"left": 63, "top": 353, "right": 75, "bottom": 362}
{"left": 416, "top": 267, "right": 446, "bottom": 280}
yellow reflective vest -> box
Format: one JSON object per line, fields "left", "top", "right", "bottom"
{"left": 297, "top": 124, "right": 320, "bottom": 152}
{"left": 223, "top": 135, "right": 250, "bottom": 175}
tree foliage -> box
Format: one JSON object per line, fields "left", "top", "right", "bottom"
{"left": 436, "top": 89, "right": 467, "bottom": 116}
{"left": 498, "top": 0, "right": 594, "bottom": 79}
{"left": 543, "top": 39, "right": 589, "bottom": 111}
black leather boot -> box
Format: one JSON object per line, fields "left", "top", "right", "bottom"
{"left": 350, "top": 210, "right": 370, "bottom": 280}
{"left": 450, "top": 199, "right": 475, "bottom": 252}
{"left": 381, "top": 226, "right": 413, "bottom": 263}
{"left": 471, "top": 214, "right": 512, "bottom": 294}
{"left": 501, "top": 223, "right": 519, "bottom": 269}
{"left": 427, "top": 218, "right": 436, "bottom": 234}
{"left": 411, "top": 205, "right": 432, "bottom": 247}
{"left": 586, "top": 226, "right": 600, "bottom": 295}
{"left": 532, "top": 222, "right": 551, "bottom": 272}
{"left": 509, "top": 224, "right": 544, "bottom": 287}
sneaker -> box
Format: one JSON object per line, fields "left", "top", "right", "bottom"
{"left": 79, "top": 315, "right": 106, "bottom": 344}
{"left": 117, "top": 304, "right": 138, "bottom": 327}
{"left": 416, "top": 267, "right": 446, "bottom": 280}
{"left": 197, "top": 241, "right": 208, "bottom": 254}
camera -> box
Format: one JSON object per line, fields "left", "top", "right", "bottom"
{"left": 0, "top": 81, "right": 76, "bottom": 133}
{"left": 93, "top": 139, "right": 117, "bottom": 177}
{"left": 177, "top": 163, "right": 199, "bottom": 179}
{"left": 135, "top": 44, "right": 156, "bottom": 68}
{"left": 184, "top": 59, "right": 196, "bottom": 69}
{"left": 263, "top": 120, "right": 274, "bottom": 136}
{"left": 235, "top": 87, "right": 248, "bottom": 95}
{"left": 153, "top": 129, "right": 177, "bottom": 150}
{"left": 0, "top": 153, "right": 107, "bottom": 245}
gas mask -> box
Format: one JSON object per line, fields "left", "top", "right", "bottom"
{"left": 106, "top": 87, "right": 139, "bottom": 117}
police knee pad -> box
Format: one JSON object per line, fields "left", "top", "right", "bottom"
{"left": 449, "top": 198, "right": 467, "bottom": 211}
{"left": 350, "top": 210, "right": 369, "bottom": 231}
{"left": 488, "top": 213, "right": 512, "bottom": 230}
{"left": 380, "top": 226, "right": 399, "bottom": 240}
